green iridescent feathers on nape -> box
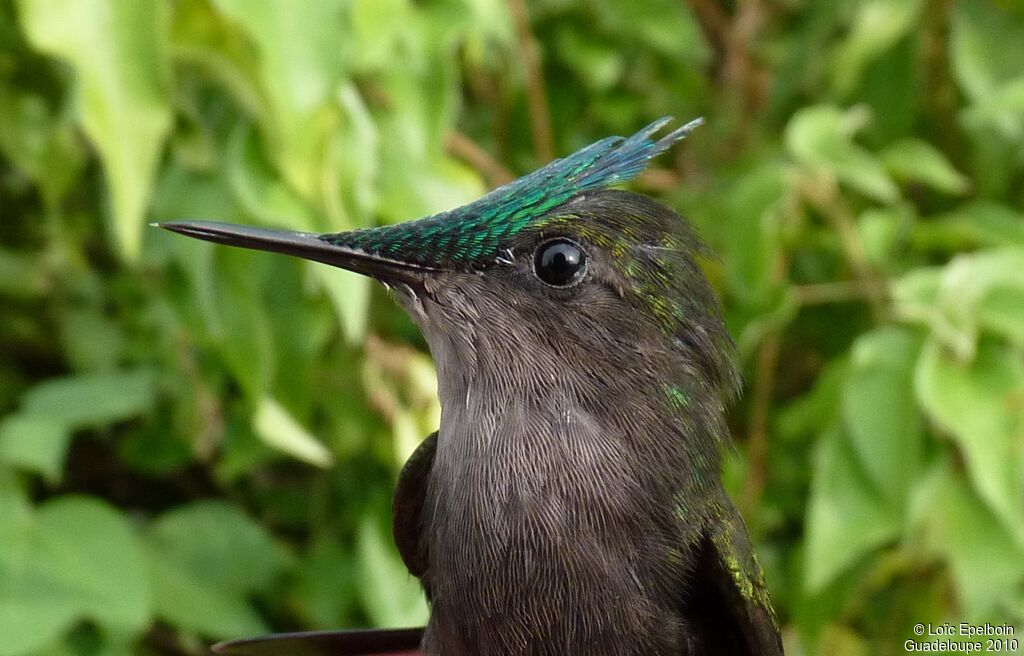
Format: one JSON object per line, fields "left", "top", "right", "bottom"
{"left": 319, "top": 117, "right": 702, "bottom": 267}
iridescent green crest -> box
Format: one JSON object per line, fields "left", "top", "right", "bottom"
{"left": 320, "top": 117, "right": 702, "bottom": 268}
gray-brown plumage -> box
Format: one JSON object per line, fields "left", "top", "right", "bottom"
{"left": 162, "top": 119, "right": 783, "bottom": 656}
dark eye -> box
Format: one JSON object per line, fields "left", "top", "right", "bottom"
{"left": 533, "top": 239, "right": 587, "bottom": 287}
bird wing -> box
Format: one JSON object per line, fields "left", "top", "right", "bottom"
{"left": 207, "top": 439, "right": 439, "bottom": 656}
{"left": 682, "top": 491, "right": 784, "bottom": 655}
{"left": 392, "top": 431, "right": 437, "bottom": 579}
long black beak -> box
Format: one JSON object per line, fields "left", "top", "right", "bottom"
{"left": 155, "top": 221, "right": 436, "bottom": 284}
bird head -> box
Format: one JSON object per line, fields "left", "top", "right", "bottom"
{"left": 160, "top": 118, "right": 738, "bottom": 465}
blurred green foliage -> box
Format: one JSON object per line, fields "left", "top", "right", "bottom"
{"left": 1, "top": 0, "right": 1023, "bottom": 654}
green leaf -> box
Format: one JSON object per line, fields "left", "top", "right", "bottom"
{"left": 555, "top": 29, "right": 625, "bottom": 92}
{"left": 350, "top": 0, "right": 412, "bottom": 73}
{"left": 211, "top": 248, "right": 276, "bottom": 399}
{"left": 17, "top": 0, "right": 172, "bottom": 260}
{"left": 880, "top": 139, "right": 969, "bottom": 195}
{"left": 0, "top": 494, "right": 152, "bottom": 656}
{"left": 330, "top": 83, "right": 378, "bottom": 230}
{"left": 804, "top": 427, "right": 903, "bottom": 592}
{"left": 963, "top": 76, "right": 1024, "bottom": 141}
{"left": 951, "top": 3, "right": 1024, "bottom": 148}
{"left": 253, "top": 395, "right": 333, "bottom": 468}
{"left": 392, "top": 408, "right": 425, "bottom": 470}
{"left": 831, "top": 0, "right": 923, "bottom": 96}
{"left": 0, "top": 478, "right": 76, "bottom": 656}
{"left": 224, "top": 118, "right": 372, "bottom": 343}
{"left": 916, "top": 338, "right": 1024, "bottom": 547}
{"left": 33, "top": 497, "right": 151, "bottom": 631}
{"left": 894, "top": 248, "right": 1024, "bottom": 359}
{"left": 723, "top": 164, "right": 788, "bottom": 305}
{"left": 924, "top": 468, "right": 1024, "bottom": 616}
{"left": 785, "top": 105, "right": 898, "bottom": 203}
{"left": 855, "top": 35, "right": 919, "bottom": 145}
{"left": 950, "top": 2, "right": 1024, "bottom": 101}
{"left": 292, "top": 539, "right": 359, "bottom": 629}
{"left": 0, "top": 248, "right": 50, "bottom": 302}
{"left": 377, "top": 149, "right": 485, "bottom": 224}
{"left": 145, "top": 501, "right": 291, "bottom": 639}
{"left": 0, "top": 90, "right": 85, "bottom": 210}
{"left": 168, "top": 0, "right": 266, "bottom": 122}
{"left": 776, "top": 358, "right": 847, "bottom": 440}
{"left": 58, "top": 308, "right": 126, "bottom": 372}
{"left": 316, "top": 267, "right": 371, "bottom": 346}
{"left": 912, "top": 202, "right": 1024, "bottom": 252}
{"left": 977, "top": 286, "right": 1024, "bottom": 347}
{"left": 356, "top": 514, "right": 428, "bottom": 627}
{"left": 591, "top": 0, "right": 709, "bottom": 63}
{"left": 0, "top": 471, "right": 31, "bottom": 543}
{"left": 857, "top": 204, "right": 913, "bottom": 267}
{"left": 213, "top": 415, "right": 279, "bottom": 483}
{"left": 372, "top": 19, "right": 484, "bottom": 225}
{"left": 841, "top": 327, "right": 923, "bottom": 506}
{"left": 212, "top": 0, "right": 349, "bottom": 201}
{"left": 0, "top": 580, "right": 81, "bottom": 656}
{"left": 939, "top": 248, "right": 1024, "bottom": 357}
{"left": 0, "top": 414, "right": 71, "bottom": 483}
{"left": 818, "top": 624, "right": 870, "bottom": 656}
{"left": 145, "top": 551, "right": 268, "bottom": 640}
{"left": 147, "top": 501, "right": 290, "bottom": 595}
{"left": 315, "top": 84, "right": 378, "bottom": 343}
{"left": 224, "top": 121, "right": 317, "bottom": 232}
{"left": 20, "top": 370, "right": 157, "bottom": 428}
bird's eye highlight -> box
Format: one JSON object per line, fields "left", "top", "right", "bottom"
{"left": 533, "top": 239, "right": 587, "bottom": 287}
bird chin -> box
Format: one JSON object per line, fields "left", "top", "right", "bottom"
{"left": 386, "top": 282, "right": 431, "bottom": 325}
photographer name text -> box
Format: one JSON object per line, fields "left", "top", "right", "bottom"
{"left": 906, "top": 623, "right": 1017, "bottom": 653}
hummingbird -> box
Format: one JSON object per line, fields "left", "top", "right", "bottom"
{"left": 158, "top": 118, "right": 782, "bottom": 656}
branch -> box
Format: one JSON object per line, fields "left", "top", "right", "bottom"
{"left": 685, "top": 0, "right": 731, "bottom": 50}
{"left": 740, "top": 332, "right": 780, "bottom": 518}
{"left": 446, "top": 130, "right": 515, "bottom": 188}
{"left": 740, "top": 240, "right": 789, "bottom": 518}
{"left": 794, "top": 280, "right": 879, "bottom": 305}
{"left": 508, "top": 0, "right": 555, "bottom": 162}
{"left": 637, "top": 168, "right": 682, "bottom": 192}
{"left": 800, "top": 176, "right": 889, "bottom": 322}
